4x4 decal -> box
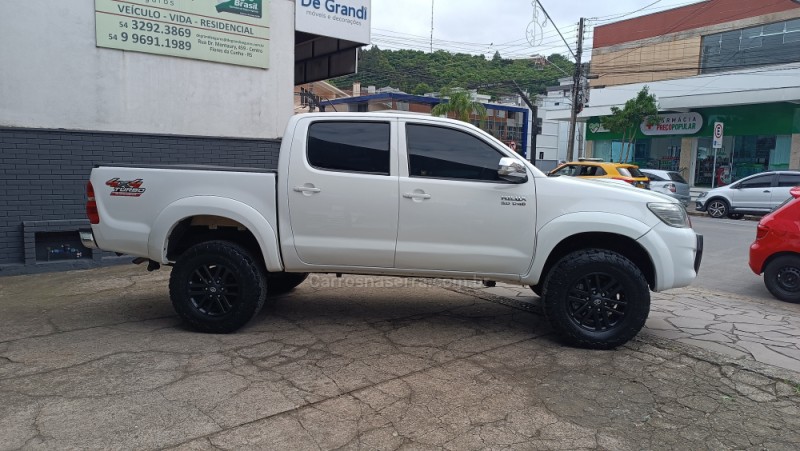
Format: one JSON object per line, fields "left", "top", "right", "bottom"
{"left": 106, "top": 178, "right": 146, "bottom": 197}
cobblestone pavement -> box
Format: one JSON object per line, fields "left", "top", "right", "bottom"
{"left": 477, "top": 283, "right": 800, "bottom": 374}
{"left": 0, "top": 266, "right": 798, "bottom": 450}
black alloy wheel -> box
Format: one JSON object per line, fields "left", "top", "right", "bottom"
{"left": 566, "top": 273, "right": 627, "bottom": 332}
{"left": 188, "top": 262, "right": 240, "bottom": 317}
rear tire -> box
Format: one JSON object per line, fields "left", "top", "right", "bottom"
{"left": 169, "top": 240, "right": 267, "bottom": 333}
{"left": 542, "top": 249, "right": 650, "bottom": 350}
{"left": 267, "top": 272, "right": 309, "bottom": 295}
{"left": 764, "top": 255, "right": 800, "bottom": 303}
{"left": 706, "top": 199, "right": 729, "bottom": 219}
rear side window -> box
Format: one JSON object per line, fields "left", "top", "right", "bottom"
{"left": 307, "top": 122, "right": 390, "bottom": 175}
{"left": 619, "top": 166, "right": 644, "bottom": 178}
{"left": 578, "top": 166, "right": 606, "bottom": 176}
{"left": 406, "top": 124, "right": 506, "bottom": 182}
{"left": 668, "top": 172, "right": 687, "bottom": 184}
{"left": 777, "top": 173, "right": 800, "bottom": 187}
{"left": 643, "top": 172, "right": 665, "bottom": 181}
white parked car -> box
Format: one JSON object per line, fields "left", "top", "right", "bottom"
{"left": 640, "top": 169, "right": 691, "bottom": 206}
{"left": 82, "top": 112, "right": 702, "bottom": 349}
{"left": 695, "top": 171, "right": 800, "bottom": 219}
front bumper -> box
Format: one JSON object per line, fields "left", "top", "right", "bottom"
{"left": 695, "top": 200, "right": 707, "bottom": 212}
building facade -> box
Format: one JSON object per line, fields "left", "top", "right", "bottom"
{"left": 0, "top": 0, "right": 369, "bottom": 274}
{"left": 550, "top": 0, "right": 800, "bottom": 187}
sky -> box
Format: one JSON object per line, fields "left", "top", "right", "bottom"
{"left": 371, "top": 0, "right": 703, "bottom": 59}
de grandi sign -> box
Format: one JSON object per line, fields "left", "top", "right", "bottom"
{"left": 95, "top": 0, "right": 270, "bottom": 69}
{"left": 640, "top": 112, "right": 703, "bottom": 136}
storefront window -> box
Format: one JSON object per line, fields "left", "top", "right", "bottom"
{"left": 591, "top": 137, "right": 681, "bottom": 171}
{"left": 694, "top": 135, "right": 791, "bottom": 187}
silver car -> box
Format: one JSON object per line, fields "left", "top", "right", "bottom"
{"left": 695, "top": 171, "right": 800, "bottom": 219}
{"left": 641, "top": 169, "right": 691, "bottom": 206}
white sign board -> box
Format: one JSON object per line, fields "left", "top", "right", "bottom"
{"left": 713, "top": 122, "right": 724, "bottom": 149}
{"left": 296, "top": 0, "right": 371, "bottom": 44}
{"left": 640, "top": 112, "right": 703, "bottom": 136}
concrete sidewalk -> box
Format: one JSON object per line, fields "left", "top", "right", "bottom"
{"left": 1, "top": 266, "right": 799, "bottom": 450}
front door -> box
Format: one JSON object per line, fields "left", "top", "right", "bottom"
{"left": 394, "top": 121, "right": 537, "bottom": 276}
{"left": 287, "top": 119, "right": 399, "bottom": 268}
{"left": 730, "top": 173, "right": 775, "bottom": 211}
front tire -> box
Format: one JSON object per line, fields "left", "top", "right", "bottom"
{"left": 706, "top": 199, "right": 729, "bottom": 219}
{"left": 169, "top": 241, "right": 267, "bottom": 333}
{"left": 764, "top": 255, "right": 800, "bottom": 303}
{"left": 542, "top": 249, "right": 650, "bottom": 349}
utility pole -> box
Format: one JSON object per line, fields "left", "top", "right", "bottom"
{"left": 511, "top": 81, "right": 538, "bottom": 165}
{"left": 430, "top": 0, "right": 434, "bottom": 53}
{"left": 566, "top": 17, "right": 585, "bottom": 162}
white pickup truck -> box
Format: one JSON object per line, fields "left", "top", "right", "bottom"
{"left": 83, "top": 112, "right": 702, "bottom": 349}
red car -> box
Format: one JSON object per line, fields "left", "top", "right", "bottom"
{"left": 749, "top": 186, "right": 800, "bottom": 303}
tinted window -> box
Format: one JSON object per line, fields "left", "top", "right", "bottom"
{"left": 668, "top": 172, "right": 687, "bottom": 184}
{"left": 621, "top": 167, "right": 645, "bottom": 178}
{"left": 642, "top": 172, "right": 665, "bottom": 181}
{"left": 553, "top": 165, "right": 579, "bottom": 176}
{"left": 578, "top": 165, "right": 606, "bottom": 176}
{"left": 406, "top": 124, "right": 507, "bottom": 182}
{"left": 307, "top": 122, "right": 390, "bottom": 175}
{"left": 739, "top": 174, "right": 773, "bottom": 189}
{"left": 777, "top": 173, "right": 800, "bottom": 187}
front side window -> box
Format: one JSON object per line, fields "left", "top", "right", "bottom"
{"left": 307, "top": 122, "right": 390, "bottom": 175}
{"left": 738, "top": 174, "right": 773, "bottom": 189}
{"left": 406, "top": 124, "right": 508, "bottom": 182}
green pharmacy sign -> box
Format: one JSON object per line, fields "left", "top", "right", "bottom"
{"left": 216, "top": 0, "right": 262, "bottom": 18}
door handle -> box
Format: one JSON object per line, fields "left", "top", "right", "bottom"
{"left": 763, "top": 190, "right": 771, "bottom": 193}
{"left": 293, "top": 186, "right": 321, "bottom": 194}
{"left": 403, "top": 193, "right": 431, "bottom": 200}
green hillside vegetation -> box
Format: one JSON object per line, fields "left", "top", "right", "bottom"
{"left": 330, "top": 47, "right": 574, "bottom": 100}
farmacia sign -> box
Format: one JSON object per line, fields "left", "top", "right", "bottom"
{"left": 640, "top": 112, "right": 703, "bottom": 136}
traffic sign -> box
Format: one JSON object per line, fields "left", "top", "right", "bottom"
{"left": 713, "top": 122, "right": 724, "bottom": 149}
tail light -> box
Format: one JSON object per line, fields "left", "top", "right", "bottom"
{"left": 612, "top": 177, "right": 635, "bottom": 185}
{"left": 756, "top": 224, "right": 769, "bottom": 240}
{"left": 86, "top": 181, "right": 99, "bottom": 224}
{"left": 665, "top": 183, "right": 677, "bottom": 193}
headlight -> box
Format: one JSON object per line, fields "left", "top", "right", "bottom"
{"left": 697, "top": 192, "right": 707, "bottom": 199}
{"left": 648, "top": 202, "right": 690, "bottom": 228}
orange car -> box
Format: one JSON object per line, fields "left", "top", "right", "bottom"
{"left": 549, "top": 159, "right": 651, "bottom": 189}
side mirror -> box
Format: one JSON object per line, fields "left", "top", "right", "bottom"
{"left": 498, "top": 157, "right": 528, "bottom": 183}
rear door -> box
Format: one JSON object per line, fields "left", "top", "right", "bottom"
{"left": 394, "top": 120, "right": 536, "bottom": 276}
{"left": 730, "top": 173, "right": 775, "bottom": 211}
{"left": 774, "top": 173, "right": 800, "bottom": 208}
{"left": 286, "top": 119, "right": 399, "bottom": 268}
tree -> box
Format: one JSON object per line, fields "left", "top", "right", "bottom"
{"left": 599, "top": 86, "right": 659, "bottom": 163}
{"left": 431, "top": 89, "right": 487, "bottom": 124}
{"left": 412, "top": 82, "right": 433, "bottom": 95}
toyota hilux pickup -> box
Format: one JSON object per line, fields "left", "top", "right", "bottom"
{"left": 82, "top": 112, "right": 702, "bottom": 349}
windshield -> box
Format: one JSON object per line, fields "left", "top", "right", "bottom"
{"left": 668, "top": 172, "right": 687, "bottom": 184}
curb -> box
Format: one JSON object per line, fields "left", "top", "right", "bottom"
{"left": 686, "top": 210, "right": 760, "bottom": 221}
